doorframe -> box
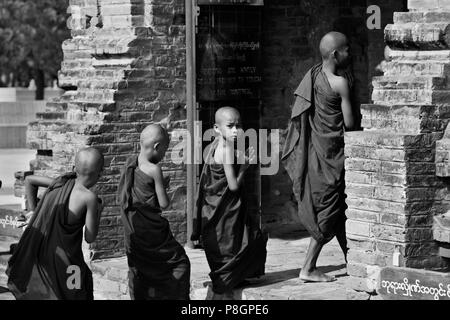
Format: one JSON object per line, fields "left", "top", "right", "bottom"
{"left": 185, "top": 0, "right": 198, "bottom": 249}
{"left": 185, "top": 1, "right": 265, "bottom": 247}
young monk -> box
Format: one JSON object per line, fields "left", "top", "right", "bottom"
{"left": 282, "top": 31, "right": 355, "bottom": 282}
{"left": 6, "top": 147, "right": 104, "bottom": 299}
{"left": 193, "top": 107, "right": 268, "bottom": 300}
{"left": 118, "top": 124, "right": 191, "bottom": 300}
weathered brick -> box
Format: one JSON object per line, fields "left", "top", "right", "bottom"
{"left": 371, "top": 224, "right": 406, "bottom": 243}
{"left": 348, "top": 249, "right": 390, "bottom": 267}
{"left": 347, "top": 236, "right": 376, "bottom": 252}
{"left": 346, "top": 209, "right": 379, "bottom": 223}
{"left": 346, "top": 220, "right": 372, "bottom": 237}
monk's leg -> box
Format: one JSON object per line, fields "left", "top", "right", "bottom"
{"left": 335, "top": 218, "right": 348, "bottom": 263}
{"left": 299, "top": 237, "right": 335, "bottom": 282}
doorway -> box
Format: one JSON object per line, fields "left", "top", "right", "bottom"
{"left": 186, "top": 1, "right": 264, "bottom": 243}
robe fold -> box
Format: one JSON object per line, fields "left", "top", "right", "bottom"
{"left": 282, "top": 63, "right": 348, "bottom": 245}
{"left": 118, "top": 156, "right": 190, "bottom": 300}
{"left": 193, "top": 140, "right": 268, "bottom": 294}
{"left": 6, "top": 173, "right": 93, "bottom": 300}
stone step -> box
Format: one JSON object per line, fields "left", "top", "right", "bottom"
{"left": 76, "top": 79, "right": 155, "bottom": 91}
{"left": 100, "top": 3, "right": 150, "bottom": 16}
{"left": 372, "top": 76, "right": 449, "bottom": 90}
{"left": 94, "top": 27, "right": 153, "bottom": 39}
{"left": 372, "top": 88, "right": 450, "bottom": 106}
{"left": 45, "top": 101, "right": 116, "bottom": 113}
{"left": 36, "top": 112, "right": 67, "bottom": 121}
{"left": 59, "top": 68, "right": 126, "bottom": 80}
{"left": 408, "top": 0, "right": 450, "bottom": 11}
{"left": 345, "top": 130, "right": 440, "bottom": 149}
{"left": 385, "top": 22, "right": 450, "bottom": 50}
{"left": 385, "top": 48, "right": 450, "bottom": 62}
{"left": 101, "top": 15, "right": 149, "bottom": 29}
{"left": 75, "top": 89, "right": 116, "bottom": 102}
{"left": 61, "top": 59, "right": 93, "bottom": 70}
{"left": 360, "top": 104, "right": 450, "bottom": 133}
{"left": 394, "top": 11, "right": 450, "bottom": 24}
{"left": 381, "top": 60, "right": 450, "bottom": 77}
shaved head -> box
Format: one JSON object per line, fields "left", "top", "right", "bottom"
{"left": 319, "top": 32, "right": 349, "bottom": 60}
{"left": 74, "top": 147, "right": 104, "bottom": 177}
{"left": 215, "top": 107, "right": 241, "bottom": 125}
{"left": 140, "top": 124, "right": 170, "bottom": 146}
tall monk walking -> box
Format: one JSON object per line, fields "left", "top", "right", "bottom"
{"left": 282, "top": 32, "right": 355, "bottom": 282}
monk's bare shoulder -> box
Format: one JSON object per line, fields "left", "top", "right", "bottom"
{"left": 332, "top": 75, "right": 350, "bottom": 97}
{"left": 139, "top": 160, "right": 160, "bottom": 180}
{"left": 70, "top": 185, "right": 97, "bottom": 215}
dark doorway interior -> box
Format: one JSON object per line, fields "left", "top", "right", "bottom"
{"left": 195, "top": 4, "right": 264, "bottom": 230}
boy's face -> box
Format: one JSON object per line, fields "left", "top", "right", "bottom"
{"left": 141, "top": 138, "right": 169, "bottom": 164}
{"left": 86, "top": 162, "right": 104, "bottom": 188}
{"left": 336, "top": 42, "right": 352, "bottom": 68}
{"left": 214, "top": 111, "right": 242, "bottom": 143}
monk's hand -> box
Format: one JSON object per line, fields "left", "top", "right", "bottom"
{"left": 18, "top": 211, "right": 34, "bottom": 228}
{"left": 243, "top": 146, "right": 256, "bottom": 169}
{"left": 97, "top": 197, "right": 104, "bottom": 214}
{"left": 163, "top": 175, "right": 171, "bottom": 189}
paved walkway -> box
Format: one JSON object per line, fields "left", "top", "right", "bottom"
{"left": 0, "top": 148, "right": 35, "bottom": 207}
{"left": 0, "top": 226, "right": 368, "bottom": 300}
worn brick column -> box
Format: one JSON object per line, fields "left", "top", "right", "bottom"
{"left": 26, "top": 0, "right": 187, "bottom": 260}
{"left": 345, "top": 0, "right": 450, "bottom": 294}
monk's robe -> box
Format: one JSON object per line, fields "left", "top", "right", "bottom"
{"left": 193, "top": 139, "right": 268, "bottom": 294}
{"left": 6, "top": 173, "right": 93, "bottom": 300}
{"left": 118, "top": 156, "right": 190, "bottom": 300}
{"left": 282, "top": 63, "right": 348, "bottom": 245}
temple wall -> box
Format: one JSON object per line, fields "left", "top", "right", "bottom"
{"left": 345, "top": 0, "right": 450, "bottom": 294}
{"left": 26, "top": 0, "right": 187, "bottom": 259}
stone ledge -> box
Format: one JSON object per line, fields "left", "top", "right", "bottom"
{"left": 385, "top": 22, "right": 450, "bottom": 50}
{"left": 394, "top": 11, "right": 450, "bottom": 23}
{"left": 360, "top": 104, "right": 450, "bottom": 133}
{"left": 408, "top": 0, "right": 450, "bottom": 11}
{"left": 380, "top": 60, "right": 450, "bottom": 77}
{"left": 385, "top": 48, "right": 450, "bottom": 61}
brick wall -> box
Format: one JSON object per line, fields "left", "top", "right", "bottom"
{"left": 260, "top": 0, "right": 406, "bottom": 226}
{"left": 26, "top": 0, "right": 187, "bottom": 260}
{"left": 345, "top": 0, "right": 450, "bottom": 294}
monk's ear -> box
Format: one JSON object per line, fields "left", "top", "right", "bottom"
{"left": 213, "top": 123, "right": 220, "bottom": 134}
{"left": 331, "top": 50, "right": 338, "bottom": 61}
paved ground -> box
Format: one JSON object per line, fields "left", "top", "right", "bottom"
{"left": 0, "top": 148, "right": 35, "bottom": 205}
{"left": 0, "top": 150, "right": 362, "bottom": 300}
{"left": 0, "top": 225, "right": 366, "bottom": 300}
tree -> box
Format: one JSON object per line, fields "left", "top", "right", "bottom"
{"left": 0, "top": 0, "right": 70, "bottom": 99}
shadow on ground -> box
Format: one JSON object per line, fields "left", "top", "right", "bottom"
{"left": 243, "top": 263, "right": 347, "bottom": 289}
{"left": 264, "top": 223, "right": 310, "bottom": 241}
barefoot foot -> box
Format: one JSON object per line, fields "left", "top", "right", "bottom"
{"left": 299, "top": 269, "right": 336, "bottom": 282}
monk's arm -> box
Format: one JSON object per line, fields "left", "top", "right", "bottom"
{"left": 225, "top": 148, "right": 255, "bottom": 192}
{"left": 152, "top": 166, "right": 170, "bottom": 209}
{"left": 25, "top": 175, "right": 54, "bottom": 211}
{"left": 337, "top": 77, "right": 355, "bottom": 130}
{"left": 84, "top": 193, "right": 102, "bottom": 243}
{"left": 224, "top": 164, "right": 240, "bottom": 192}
